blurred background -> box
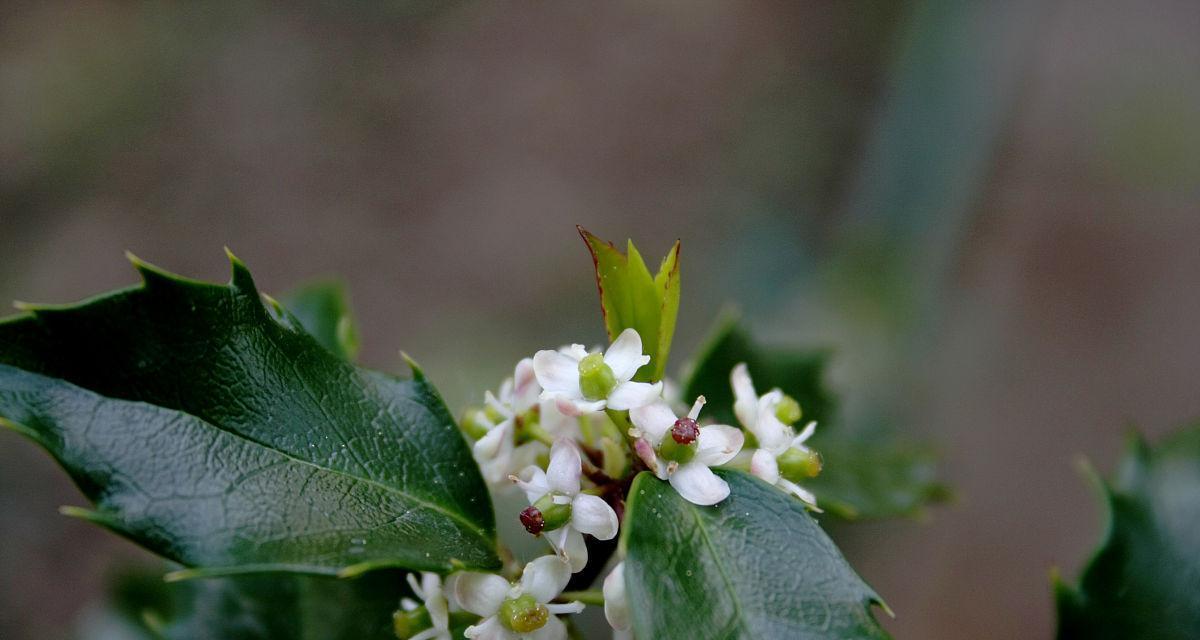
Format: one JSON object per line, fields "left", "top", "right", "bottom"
{"left": 2, "top": 0, "right": 1199, "bottom": 638}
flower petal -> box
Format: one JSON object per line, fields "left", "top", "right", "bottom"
{"left": 571, "top": 493, "right": 619, "bottom": 540}
{"left": 561, "top": 527, "right": 589, "bottom": 573}
{"left": 731, "top": 363, "right": 758, "bottom": 429}
{"left": 750, "top": 448, "right": 780, "bottom": 485}
{"left": 603, "top": 562, "right": 630, "bottom": 631}
{"left": 452, "top": 572, "right": 510, "bottom": 617}
{"left": 527, "top": 614, "right": 568, "bottom": 640}
{"left": 694, "top": 425, "right": 744, "bottom": 467}
{"left": 778, "top": 477, "right": 820, "bottom": 510}
{"left": 551, "top": 394, "right": 605, "bottom": 417}
{"left": 473, "top": 419, "right": 512, "bottom": 461}
{"left": 520, "top": 555, "right": 571, "bottom": 603}
{"left": 423, "top": 576, "right": 449, "bottom": 630}
{"left": 603, "top": 328, "right": 650, "bottom": 381}
{"left": 669, "top": 462, "right": 730, "bottom": 506}
{"left": 792, "top": 420, "right": 817, "bottom": 447}
{"left": 752, "top": 390, "right": 791, "bottom": 451}
{"left": 463, "top": 615, "right": 514, "bottom": 640}
{"left": 514, "top": 466, "right": 551, "bottom": 504}
{"left": 511, "top": 357, "right": 541, "bottom": 414}
{"left": 538, "top": 400, "right": 581, "bottom": 440}
{"left": 606, "top": 380, "right": 663, "bottom": 411}
{"left": 629, "top": 399, "right": 677, "bottom": 444}
{"left": 533, "top": 350, "right": 582, "bottom": 396}
{"left": 559, "top": 344, "right": 589, "bottom": 361}
{"left": 546, "top": 439, "right": 582, "bottom": 496}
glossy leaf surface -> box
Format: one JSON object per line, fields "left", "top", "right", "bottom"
{"left": 1054, "top": 426, "right": 1200, "bottom": 639}
{"left": 622, "top": 470, "right": 891, "bottom": 639}
{"left": 0, "top": 254, "right": 498, "bottom": 576}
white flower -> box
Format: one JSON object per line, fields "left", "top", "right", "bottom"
{"left": 450, "top": 556, "right": 584, "bottom": 640}
{"left": 511, "top": 439, "right": 619, "bottom": 572}
{"left": 533, "top": 328, "right": 662, "bottom": 417}
{"left": 732, "top": 363, "right": 822, "bottom": 509}
{"left": 602, "top": 562, "right": 630, "bottom": 632}
{"left": 396, "top": 572, "right": 451, "bottom": 640}
{"left": 474, "top": 358, "right": 548, "bottom": 484}
{"left": 629, "top": 397, "right": 744, "bottom": 506}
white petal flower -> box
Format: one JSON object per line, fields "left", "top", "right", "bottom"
{"left": 730, "top": 364, "right": 821, "bottom": 509}
{"left": 603, "top": 562, "right": 631, "bottom": 632}
{"left": 534, "top": 328, "right": 662, "bottom": 416}
{"left": 452, "top": 556, "right": 584, "bottom": 640}
{"left": 511, "top": 440, "right": 619, "bottom": 572}
{"left": 629, "top": 397, "right": 744, "bottom": 506}
{"left": 396, "top": 572, "right": 452, "bottom": 640}
{"left": 472, "top": 359, "right": 549, "bottom": 485}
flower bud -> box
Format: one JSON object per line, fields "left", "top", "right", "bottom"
{"left": 578, "top": 353, "right": 617, "bottom": 400}
{"left": 499, "top": 594, "right": 549, "bottom": 632}
{"left": 460, "top": 409, "right": 491, "bottom": 440}
{"left": 778, "top": 447, "right": 822, "bottom": 482}
{"left": 392, "top": 606, "right": 432, "bottom": 639}
{"left": 774, "top": 395, "right": 803, "bottom": 426}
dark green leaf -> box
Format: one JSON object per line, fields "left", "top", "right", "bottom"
{"left": 0, "top": 253, "right": 498, "bottom": 577}
{"left": 682, "top": 311, "right": 834, "bottom": 427}
{"left": 81, "top": 565, "right": 411, "bottom": 640}
{"left": 162, "top": 571, "right": 408, "bottom": 640}
{"left": 579, "top": 227, "right": 680, "bottom": 382}
{"left": 682, "top": 313, "right": 947, "bottom": 519}
{"left": 276, "top": 279, "right": 360, "bottom": 361}
{"left": 1054, "top": 425, "right": 1200, "bottom": 639}
{"left": 806, "top": 435, "right": 950, "bottom": 520}
{"left": 622, "top": 470, "right": 891, "bottom": 639}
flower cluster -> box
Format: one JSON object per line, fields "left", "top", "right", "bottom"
{"left": 392, "top": 329, "right": 826, "bottom": 639}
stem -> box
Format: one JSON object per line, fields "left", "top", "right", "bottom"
{"left": 558, "top": 590, "right": 606, "bottom": 606}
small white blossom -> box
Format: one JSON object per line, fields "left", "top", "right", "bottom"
{"left": 629, "top": 397, "right": 744, "bottom": 506}
{"left": 732, "top": 363, "right": 821, "bottom": 509}
{"left": 473, "top": 358, "right": 547, "bottom": 484}
{"left": 397, "top": 572, "right": 451, "bottom": 640}
{"left": 511, "top": 439, "right": 619, "bottom": 572}
{"left": 450, "top": 556, "right": 584, "bottom": 640}
{"left": 533, "top": 328, "right": 662, "bottom": 417}
{"left": 602, "top": 562, "right": 630, "bottom": 633}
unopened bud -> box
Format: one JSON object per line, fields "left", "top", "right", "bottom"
{"left": 778, "top": 447, "right": 822, "bottom": 482}
{"left": 393, "top": 606, "right": 432, "bottom": 639}
{"left": 460, "top": 409, "right": 491, "bottom": 440}
{"left": 775, "top": 395, "right": 803, "bottom": 426}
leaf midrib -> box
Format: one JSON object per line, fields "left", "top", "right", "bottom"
{"left": 4, "top": 368, "right": 492, "bottom": 552}
{"left": 688, "top": 503, "right": 751, "bottom": 639}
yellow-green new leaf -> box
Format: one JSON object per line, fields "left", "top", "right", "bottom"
{"left": 579, "top": 227, "right": 680, "bottom": 382}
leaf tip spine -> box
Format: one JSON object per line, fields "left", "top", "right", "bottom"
{"left": 400, "top": 351, "right": 426, "bottom": 379}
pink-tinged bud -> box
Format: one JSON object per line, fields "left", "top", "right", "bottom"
{"left": 634, "top": 438, "right": 658, "bottom": 470}
{"left": 519, "top": 506, "right": 544, "bottom": 535}
{"left": 671, "top": 418, "right": 700, "bottom": 444}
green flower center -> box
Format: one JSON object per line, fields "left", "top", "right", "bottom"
{"left": 500, "top": 594, "right": 549, "bottom": 632}
{"left": 578, "top": 353, "right": 617, "bottom": 400}
{"left": 532, "top": 494, "right": 573, "bottom": 532}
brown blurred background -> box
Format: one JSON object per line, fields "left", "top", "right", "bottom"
{"left": 2, "top": 1, "right": 1199, "bottom": 638}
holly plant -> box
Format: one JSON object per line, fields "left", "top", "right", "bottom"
{"left": 2, "top": 228, "right": 956, "bottom": 639}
